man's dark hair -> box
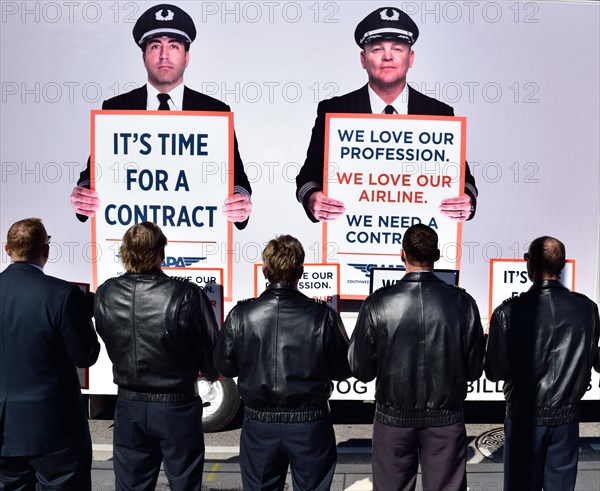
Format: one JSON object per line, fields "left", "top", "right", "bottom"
{"left": 402, "top": 224, "right": 438, "bottom": 264}
{"left": 262, "top": 235, "right": 305, "bottom": 285}
{"left": 528, "top": 236, "right": 565, "bottom": 276}
{"left": 120, "top": 222, "right": 167, "bottom": 274}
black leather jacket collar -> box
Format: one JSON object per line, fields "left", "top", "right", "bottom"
{"left": 265, "top": 282, "right": 297, "bottom": 291}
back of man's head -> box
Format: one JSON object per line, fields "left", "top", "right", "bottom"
{"left": 6, "top": 217, "right": 48, "bottom": 262}
{"left": 401, "top": 224, "right": 439, "bottom": 266}
{"left": 262, "top": 235, "right": 305, "bottom": 285}
{"left": 120, "top": 222, "right": 167, "bottom": 274}
{"left": 527, "top": 236, "right": 565, "bottom": 278}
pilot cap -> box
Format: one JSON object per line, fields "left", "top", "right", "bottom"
{"left": 133, "top": 4, "right": 196, "bottom": 49}
{"left": 355, "top": 7, "right": 419, "bottom": 47}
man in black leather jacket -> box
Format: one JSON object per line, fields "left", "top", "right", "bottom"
{"left": 94, "top": 221, "right": 219, "bottom": 491}
{"left": 214, "top": 235, "right": 351, "bottom": 491}
{"left": 348, "top": 224, "right": 485, "bottom": 491}
{"left": 485, "top": 236, "right": 600, "bottom": 491}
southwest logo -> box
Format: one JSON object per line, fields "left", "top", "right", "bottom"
{"left": 348, "top": 264, "right": 404, "bottom": 277}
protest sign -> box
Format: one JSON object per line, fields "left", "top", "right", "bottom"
{"left": 488, "top": 258, "right": 575, "bottom": 319}
{"left": 90, "top": 110, "right": 234, "bottom": 300}
{"left": 254, "top": 263, "right": 340, "bottom": 311}
{"left": 323, "top": 114, "right": 466, "bottom": 298}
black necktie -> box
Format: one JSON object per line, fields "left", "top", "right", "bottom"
{"left": 384, "top": 105, "right": 395, "bottom": 114}
{"left": 157, "top": 93, "right": 171, "bottom": 110}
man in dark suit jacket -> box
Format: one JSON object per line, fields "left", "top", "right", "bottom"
{"left": 0, "top": 218, "right": 100, "bottom": 490}
{"left": 70, "top": 3, "right": 252, "bottom": 229}
{"left": 296, "top": 7, "right": 478, "bottom": 223}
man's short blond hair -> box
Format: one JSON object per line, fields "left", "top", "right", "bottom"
{"left": 120, "top": 222, "right": 167, "bottom": 273}
{"left": 262, "top": 235, "right": 305, "bottom": 285}
{"left": 6, "top": 218, "right": 48, "bottom": 261}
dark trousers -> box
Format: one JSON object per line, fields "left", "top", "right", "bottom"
{"left": 372, "top": 420, "right": 467, "bottom": 491}
{"left": 239, "top": 415, "right": 337, "bottom": 491}
{"left": 504, "top": 417, "right": 579, "bottom": 491}
{"left": 0, "top": 432, "right": 92, "bottom": 491}
{"left": 113, "top": 396, "right": 205, "bottom": 491}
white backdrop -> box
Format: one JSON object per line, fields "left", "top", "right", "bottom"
{"left": 2, "top": 1, "right": 599, "bottom": 322}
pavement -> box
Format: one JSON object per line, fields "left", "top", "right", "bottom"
{"left": 89, "top": 421, "right": 600, "bottom": 491}
{"left": 90, "top": 460, "right": 600, "bottom": 491}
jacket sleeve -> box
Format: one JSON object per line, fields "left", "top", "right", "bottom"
{"left": 447, "top": 102, "right": 478, "bottom": 220}
{"left": 484, "top": 305, "right": 510, "bottom": 382}
{"left": 77, "top": 95, "right": 110, "bottom": 190}
{"left": 463, "top": 295, "right": 485, "bottom": 381}
{"left": 75, "top": 97, "right": 113, "bottom": 223}
{"left": 232, "top": 132, "right": 251, "bottom": 197}
{"left": 296, "top": 101, "right": 327, "bottom": 222}
{"left": 348, "top": 297, "right": 378, "bottom": 382}
{"left": 324, "top": 308, "right": 351, "bottom": 381}
{"left": 231, "top": 133, "right": 251, "bottom": 231}
{"left": 74, "top": 157, "right": 92, "bottom": 223}
{"left": 186, "top": 285, "right": 220, "bottom": 381}
{"left": 591, "top": 303, "right": 600, "bottom": 373}
{"left": 61, "top": 285, "right": 100, "bottom": 368}
{"left": 214, "top": 308, "right": 240, "bottom": 378}
{"left": 464, "top": 161, "right": 478, "bottom": 220}
{"left": 449, "top": 103, "right": 478, "bottom": 220}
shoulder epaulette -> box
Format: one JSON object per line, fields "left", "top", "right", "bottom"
{"left": 572, "top": 291, "right": 590, "bottom": 300}
{"left": 172, "top": 276, "right": 190, "bottom": 283}
{"left": 312, "top": 297, "right": 325, "bottom": 304}
{"left": 451, "top": 284, "right": 466, "bottom": 293}
{"left": 501, "top": 295, "right": 519, "bottom": 305}
{"left": 374, "top": 282, "right": 396, "bottom": 294}
{"left": 237, "top": 297, "right": 255, "bottom": 304}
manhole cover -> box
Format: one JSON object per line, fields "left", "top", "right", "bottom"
{"left": 475, "top": 427, "right": 504, "bottom": 463}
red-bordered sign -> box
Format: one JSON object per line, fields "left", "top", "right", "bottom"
{"left": 323, "top": 113, "right": 466, "bottom": 299}
{"left": 90, "top": 110, "right": 235, "bottom": 300}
